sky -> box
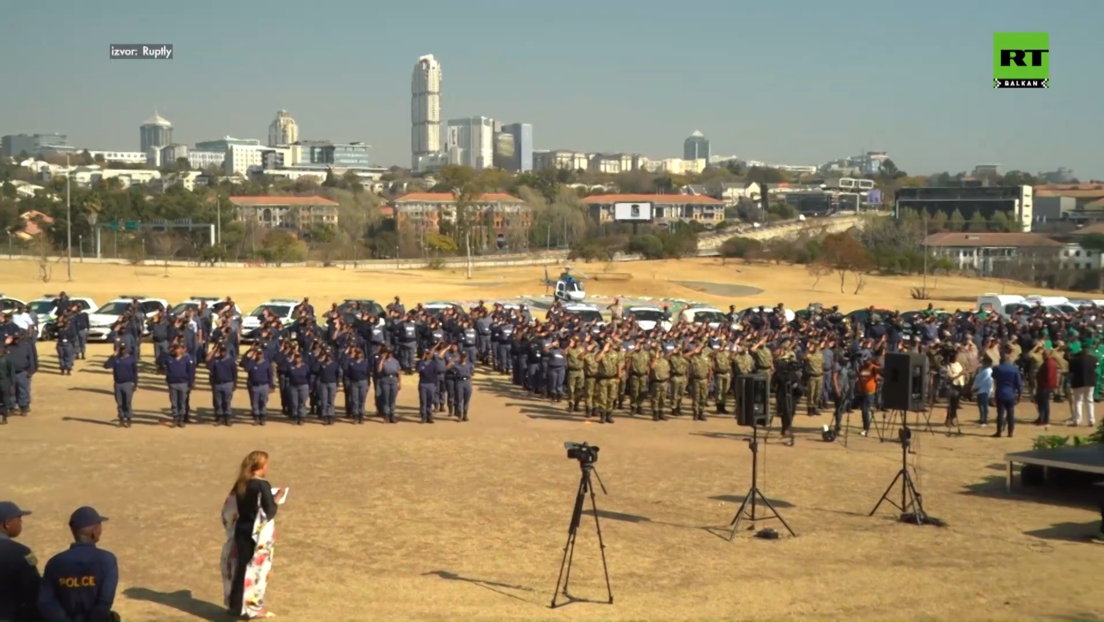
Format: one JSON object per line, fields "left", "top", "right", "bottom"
{"left": 1, "top": 1, "right": 1098, "bottom": 178}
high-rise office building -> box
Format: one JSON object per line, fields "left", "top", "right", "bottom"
{"left": 411, "top": 54, "right": 442, "bottom": 169}
{"left": 446, "top": 117, "right": 494, "bottom": 171}
{"left": 683, "top": 130, "right": 710, "bottom": 162}
{"left": 140, "top": 111, "right": 173, "bottom": 153}
{"left": 2, "top": 133, "right": 71, "bottom": 158}
{"left": 268, "top": 110, "right": 299, "bottom": 146}
{"left": 502, "top": 123, "right": 533, "bottom": 172}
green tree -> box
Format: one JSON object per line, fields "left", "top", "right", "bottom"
{"left": 967, "top": 211, "right": 988, "bottom": 231}
{"left": 628, "top": 234, "right": 664, "bottom": 259}
{"left": 991, "top": 210, "right": 1012, "bottom": 232}
{"left": 948, "top": 209, "right": 966, "bottom": 232}
{"left": 1078, "top": 233, "right": 1104, "bottom": 253}
{"left": 719, "top": 236, "right": 762, "bottom": 259}
{"left": 425, "top": 232, "right": 458, "bottom": 253}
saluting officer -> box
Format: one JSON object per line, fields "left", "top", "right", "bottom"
{"left": 239, "top": 347, "right": 274, "bottom": 426}
{"left": 689, "top": 344, "right": 713, "bottom": 421}
{"left": 804, "top": 341, "right": 825, "bottom": 416}
{"left": 649, "top": 345, "right": 672, "bottom": 421}
{"left": 564, "top": 339, "right": 585, "bottom": 412}
{"left": 206, "top": 345, "right": 237, "bottom": 427}
{"left": 343, "top": 347, "right": 371, "bottom": 424}
{"left": 0, "top": 343, "right": 13, "bottom": 425}
{"left": 594, "top": 342, "right": 620, "bottom": 424}
{"left": 0, "top": 501, "right": 39, "bottom": 622}
{"left": 376, "top": 347, "right": 402, "bottom": 423}
{"left": 627, "top": 344, "right": 650, "bottom": 415}
{"left": 286, "top": 351, "right": 312, "bottom": 425}
{"left": 55, "top": 316, "right": 77, "bottom": 375}
{"left": 416, "top": 349, "right": 438, "bottom": 424}
{"left": 547, "top": 339, "right": 567, "bottom": 402}
{"left": 668, "top": 345, "right": 688, "bottom": 416}
{"left": 161, "top": 343, "right": 197, "bottom": 428}
{"left": 103, "top": 345, "right": 139, "bottom": 427}
{"left": 582, "top": 342, "right": 599, "bottom": 418}
{"left": 313, "top": 350, "right": 341, "bottom": 425}
{"left": 72, "top": 302, "right": 90, "bottom": 360}
{"left": 712, "top": 343, "right": 733, "bottom": 414}
{"left": 38, "top": 507, "right": 119, "bottom": 622}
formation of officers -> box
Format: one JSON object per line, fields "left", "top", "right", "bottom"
{"left": 0, "top": 501, "right": 120, "bottom": 622}
{"left": 98, "top": 296, "right": 480, "bottom": 427}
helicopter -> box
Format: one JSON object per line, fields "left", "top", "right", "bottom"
{"left": 544, "top": 266, "right": 587, "bottom": 302}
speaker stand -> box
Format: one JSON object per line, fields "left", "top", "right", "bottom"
{"left": 726, "top": 425, "right": 796, "bottom": 540}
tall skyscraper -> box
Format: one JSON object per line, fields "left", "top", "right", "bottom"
{"left": 268, "top": 110, "right": 299, "bottom": 146}
{"left": 683, "top": 130, "right": 710, "bottom": 162}
{"left": 140, "top": 111, "right": 173, "bottom": 153}
{"left": 502, "top": 123, "right": 533, "bottom": 172}
{"left": 447, "top": 117, "right": 494, "bottom": 171}
{"left": 411, "top": 54, "right": 442, "bottom": 169}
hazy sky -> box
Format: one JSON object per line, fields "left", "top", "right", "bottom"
{"left": 1, "top": 1, "right": 1097, "bottom": 177}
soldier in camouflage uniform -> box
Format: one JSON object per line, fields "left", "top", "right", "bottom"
{"left": 628, "top": 344, "right": 651, "bottom": 415}
{"left": 595, "top": 342, "right": 621, "bottom": 423}
{"left": 804, "top": 341, "right": 825, "bottom": 416}
{"left": 712, "top": 344, "right": 732, "bottom": 414}
{"left": 649, "top": 345, "right": 671, "bottom": 421}
{"left": 565, "top": 339, "right": 586, "bottom": 412}
{"left": 615, "top": 345, "right": 628, "bottom": 410}
{"left": 582, "top": 343, "right": 599, "bottom": 418}
{"left": 752, "top": 337, "right": 774, "bottom": 390}
{"left": 668, "top": 346, "right": 688, "bottom": 416}
{"left": 688, "top": 345, "right": 712, "bottom": 421}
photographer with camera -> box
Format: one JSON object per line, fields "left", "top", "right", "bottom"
{"left": 855, "top": 355, "right": 880, "bottom": 437}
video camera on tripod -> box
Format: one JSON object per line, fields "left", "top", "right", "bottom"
{"left": 564, "top": 441, "right": 599, "bottom": 464}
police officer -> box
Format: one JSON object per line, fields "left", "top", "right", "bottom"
{"left": 376, "top": 347, "right": 402, "bottom": 423}
{"left": 313, "top": 350, "right": 341, "bottom": 425}
{"left": 0, "top": 344, "right": 12, "bottom": 425}
{"left": 416, "top": 349, "right": 438, "bottom": 424}
{"left": 161, "top": 343, "right": 197, "bottom": 428}
{"left": 668, "top": 345, "right": 688, "bottom": 416}
{"left": 72, "top": 303, "right": 90, "bottom": 360}
{"left": 0, "top": 501, "right": 39, "bottom": 622}
{"left": 286, "top": 352, "right": 311, "bottom": 425}
{"left": 594, "top": 342, "right": 620, "bottom": 424}
{"left": 582, "top": 342, "right": 599, "bottom": 418}
{"left": 627, "top": 344, "right": 650, "bottom": 415}
{"left": 712, "top": 343, "right": 733, "bottom": 414}
{"left": 343, "top": 347, "right": 371, "bottom": 424}
{"left": 103, "top": 345, "right": 139, "bottom": 428}
{"left": 38, "top": 507, "right": 119, "bottom": 622}
{"left": 240, "top": 346, "right": 274, "bottom": 426}
{"left": 546, "top": 339, "right": 567, "bottom": 402}
{"left": 564, "top": 339, "right": 585, "bottom": 412}
{"left": 445, "top": 351, "right": 473, "bottom": 421}
{"left": 396, "top": 313, "right": 419, "bottom": 372}
{"left": 6, "top": 333, "right": 35, "bottom": 417}
{"left": 207, "top": 345, "right": 237, "bottom": 426}
{"left": 55, "top": 316, "right": 76, "bottom": 375}
{"left": 148, "top": 311, "right": 172, "bottom": 372}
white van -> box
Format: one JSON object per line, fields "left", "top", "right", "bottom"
{"left": 1025, "top": 295, "right": 1070, "bottom": 307}
{"left": 977, "top": 294, "right": 1025, "bottom": 318}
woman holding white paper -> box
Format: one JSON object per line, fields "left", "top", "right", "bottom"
{"left": 221, "top": 450, "right": 288, "bottom": 620}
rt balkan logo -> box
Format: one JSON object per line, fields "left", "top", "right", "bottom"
{"left": 993, "top": 32, "right": 1048, "bottom": 89}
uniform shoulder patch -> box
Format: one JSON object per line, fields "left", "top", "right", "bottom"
{"left": 25, "top": 552, "right": 37, "bottom": 566}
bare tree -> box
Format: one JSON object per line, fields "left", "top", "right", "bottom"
{"left": 806, "top": 261, "right": 831, "bottom": 290}
{"left": 151, "top": 231, "right": 186, "bottom": 274}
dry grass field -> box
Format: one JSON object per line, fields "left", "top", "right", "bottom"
{"left": 2, "top": 258, "right": 1102, "bottom": 622}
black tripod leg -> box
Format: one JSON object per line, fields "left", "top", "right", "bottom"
{"left": 869, "top": 470, "right": 905, "bottom": 516}
{"left": 901, "top": 471, "right": 925, "bottom": 524}
{"left": 550, "top": 478, "right": 586, "bottom": 607}
{"left": 587, "top": 482, "right": 614, "bottom": 604}
{"left": 752, "top": 488, "right": 796, "bottom": 537}
{"left": 727, "top": 488, "right": 755, "bottom": 541}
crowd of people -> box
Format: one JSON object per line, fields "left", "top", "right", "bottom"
{"left": 4, "top": 291, "right": 1104, "bottom": 440}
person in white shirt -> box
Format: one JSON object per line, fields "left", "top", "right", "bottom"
{"left": 943, "top": 351, "right": 966, "bottom": 427}
{"left": 12, "top": 306, "right": 34, "bottom": 333}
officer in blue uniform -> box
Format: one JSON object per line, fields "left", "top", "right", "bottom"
{"left": 416, "top": 349, "right": 438, "bottom": 424}
{"left": 55, "top": 316, "right": 76, "bottom": 375}
{"left": 547, "top": 339, "right": 567, "bottom": 402}
{"left": 72, "top": 303, "right": 90, "bottom": 360}
{"left": 206, "top": 345, "right": 238, "bottom": 427}
{"left": 239, "top": 347, "right": 273, "bottom": 426}
{"left": 0, "top": 501, "right": 39, "bottom": 622}
{"left": 433, "top": 345, "right": 449, "bottom": 413}
{"left": 447, "top": 352, "right": 475, "bottom": 421}
{"left": 160, "top": 343, "right": 197, "bottom": 428}
{"left": 102, "top": 345, "right": 139, "bottom": 428}
{"left": 312, "top": 350, "right": 341, "bottom": 425}
{"left": 377, "top": 347, "right": 402, "bottom": 423}
{"left": 343, "top": 347, "right": 371, "bottom": 424}
{"left": 5, "top": 333, "right": 35, "bottom": 417}
{"left": 286, "top": 352, "right": 311, "bottom": 425}
{"left": 38, "top": 507, "right": 119, "bottom": 622}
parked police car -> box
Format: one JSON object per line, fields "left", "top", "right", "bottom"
{"left": 170, "top": 295, "right": 242, "bottom": 318}
{"left": 241, "top": 298, "right": 300, "bottom": 342}
{"left": 28, "top": 295, "right": 97, "bottom": 340}
{"left": 0, "top": 295, "right": 25, "bottom": 315}
{"left": 563, "top": 303, "right": 605, "bottom": 325}
{"left": 86, "top": 295, "right": 169, "bottom": 341}
{"left": 626, "top": 306, "right": 672, "bottom": 331}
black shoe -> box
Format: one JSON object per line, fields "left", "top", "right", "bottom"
{"left": 461, "top": 413, "right": 469, "bottom": 422}
{"left": 991, "top": 431, "right": 1002, "bottom": 438}
{"left": 19, "top": 408, "right": 28, "bottom": 417}
{"left": 125, "top": 418, "right": 132, "bottom": 428}
{"left": 660, "top": 414, "right": 669, "bottom": 421}
{"left": 427, "top": 417, "right": 435, "bottom": 424}
{"left": 0, "top": 415, "right": 6, "bottom": 425}
{"left": 224, "top": 417, "right": 232, "bottom": 427}
{"left": 252, "top": 418, "right": 259, "bottom": 426}
{"left": 172, "top": 418, "right": 181, "bottom": 428}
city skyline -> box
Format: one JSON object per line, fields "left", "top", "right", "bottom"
{"left": 0, "top": 1, "right": 1098, "bottom": 176}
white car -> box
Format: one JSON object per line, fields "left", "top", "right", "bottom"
{"left": 625, "top": 306, "right": 672, "bottom": 331}
{"left": 28, "top": 296, "right": 97, "bottom": 339}
{"left": 679, "top": 305, "right": 728, "bottom": 329}
{"left": 170, "top": 296, "right": 242, "bottom": 318}
{"left": 0, "top": 295, "right": 26, "bottom": 315}
{"left": 241, "top": 299, "right": 300, "bottom": 334}
{"left": 421, "top": 301, "right": 465, "bottom": 316}
{"left": 563, "top": 303, "right": 605, "bottom": 325}
{"left": 86, "top": 296, "right": 169, "bottom": 341}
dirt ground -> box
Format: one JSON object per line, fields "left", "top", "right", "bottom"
{"left": 2, "top": 259, "right": 1102, "bottom": 622}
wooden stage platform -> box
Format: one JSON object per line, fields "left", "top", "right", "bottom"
{"left": 1005, "top": 445, "right": 1104, "bottom": 492}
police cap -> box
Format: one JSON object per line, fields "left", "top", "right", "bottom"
{"left": 0, "top": 500, "right": 31, "bottom": 523}
{"left": 68, "top": 506, "right": 108, "bottom": 530}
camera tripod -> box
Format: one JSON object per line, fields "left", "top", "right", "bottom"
{"left": 550, "top": 460, "right": 613, "bottom": 608}
{"left": 869, "top": 425, "right": 931, "bottom": 525}
{"left": 727, "top": 425, "right": 796, "bottom": 540}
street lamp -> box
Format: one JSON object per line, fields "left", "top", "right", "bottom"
{"left": 66, "top": 155, "right": 72, "bottom": 280}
